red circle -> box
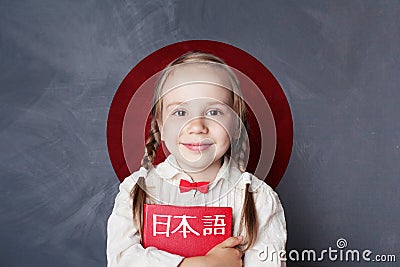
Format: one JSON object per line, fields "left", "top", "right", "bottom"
{"left": 107, "top": 40, "right": 293, "bottom": 189}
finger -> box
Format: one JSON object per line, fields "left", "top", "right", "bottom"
{"left": 235, "top": 247, "right": 244, "bottom": 259}
{"left": 220, "top": 236, "right": 244, "bottom": 248}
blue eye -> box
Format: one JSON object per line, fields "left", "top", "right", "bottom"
{"left": 206, "top": 109, "right": 222, "bottom": 116}
{"left": 172, "top": 110, "right": 187, "bottom": 116}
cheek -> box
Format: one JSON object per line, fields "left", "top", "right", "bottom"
{"left": 216, "top": 118, "right": 237, "bottom": 139}
{"left": 162, "top": 112, "right": 182, "bottom": 133}
{"left": 211, "top": 121, "right": 233, "bottom": 143}
{"left": 162, "top": 125, "right": 179, "bottom": 140}
{"left": 162, "top": 118, "right": 185, "bottom": 140}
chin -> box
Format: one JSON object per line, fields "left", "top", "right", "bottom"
{"left": 176, "top": 157, "right": 217, "bottom": 172}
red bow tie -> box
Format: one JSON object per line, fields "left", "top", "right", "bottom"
{"left": 179, "top": 179, "right": 210, "bottom": 194}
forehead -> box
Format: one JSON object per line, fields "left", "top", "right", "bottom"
{"left": 161, "top": 84, "right": 233, "bottom": 108}
{"left": 160, "top": 63, "right": 234, "bottom": 105}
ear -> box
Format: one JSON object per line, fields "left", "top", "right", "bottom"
{"left": 156, "top": 119, "right": 164, "bottom": 141}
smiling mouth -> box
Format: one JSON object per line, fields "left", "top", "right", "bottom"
{"left": 181, "top": 142, "right": 214, "bottom": 152}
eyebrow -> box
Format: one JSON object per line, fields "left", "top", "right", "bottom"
{"left": 166, "top": 101, "right": 186, "bottom": 110}
{"left": 165, "top": 101, "right": 229, "bottom": 110}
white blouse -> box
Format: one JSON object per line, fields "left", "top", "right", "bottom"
{"left": 107, "top": 155, "right": 287, "bottom": 266}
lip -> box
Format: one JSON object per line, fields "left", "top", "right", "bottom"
{"left": 181, "top": 142, "right": 214, "bottom": 152}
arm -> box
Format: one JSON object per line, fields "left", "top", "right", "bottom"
{"left": 178, "top": 236, "right": 244, "bottom": 267}
{"left": 243, "top": 186, "right": 287, "bottom": 267}
{"left": 106, "top": 175, "right": 184, "bottom": 267}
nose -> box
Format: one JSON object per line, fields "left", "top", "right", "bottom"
{"left": 186, "top": 117, "right": 208, "bottom": 134}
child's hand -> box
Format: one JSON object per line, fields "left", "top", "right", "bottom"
{"left": 177, "top": 236, "right": 244, "bottom": 267}
{"left": 204, "top": 236, "right": 244, "bottom": 267}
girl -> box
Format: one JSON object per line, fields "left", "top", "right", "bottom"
{"left": 107, "top": 52, "right": 287, "bottom": 267}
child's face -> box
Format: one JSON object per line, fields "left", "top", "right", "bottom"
{"left": 157, "top": 64, "right": 238, "bottom": 173}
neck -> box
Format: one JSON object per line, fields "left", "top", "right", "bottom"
{"left": 179, "top": 158, "right": 224, "bottom": 183}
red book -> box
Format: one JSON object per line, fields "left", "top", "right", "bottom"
{"left": 142, "top": 204, "right": 232, "bottom": 257}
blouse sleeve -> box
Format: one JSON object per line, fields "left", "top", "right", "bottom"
{"left": 243, "top": 183, "right": 287, "bottom": 267}
{"left": 106, "top": 174, "right": 185, "bottom": 267}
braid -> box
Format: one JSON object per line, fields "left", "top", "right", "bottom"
{"left": 238, "top": 185, "right": 259, "bottom": 252}
{"left": 131, "top": 117, "right": 161, "bottom": 242}
{"left": 236, "top": 135, "right": 248, "bottom": 173}
{"left": 131, "top": 176, "right": 146, "bottom": 241}
{"left": 233, "top": 110, "right": 249, "bottom": 171}
{"left": 142, "top": 118, "right": 161, "bottom": 168}
{"left": 235, "top": 116, "right": 258, "bottom": 251}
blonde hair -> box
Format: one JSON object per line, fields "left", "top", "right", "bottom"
{"left": 131, "top": 51, "right": 258, "bottom": 251}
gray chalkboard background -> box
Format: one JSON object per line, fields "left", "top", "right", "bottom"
{"left": 1, "top": 1, "right": 399, "bottom": 266}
